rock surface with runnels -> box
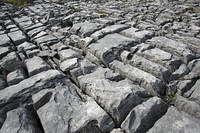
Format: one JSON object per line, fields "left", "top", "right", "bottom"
{"left": 0, "top": 0, "right": 199, "bottom": 132}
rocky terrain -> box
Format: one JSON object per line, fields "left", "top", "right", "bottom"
{"left": 0, "top": 0, "right": 200, "bottom": 132}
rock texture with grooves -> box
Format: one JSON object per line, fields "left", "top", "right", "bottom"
{"left": 0, "top": 0, "right": 199, "bottom": 132}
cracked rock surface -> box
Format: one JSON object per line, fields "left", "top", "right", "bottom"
{"left": 0, "top": 0, "right": 200, "bottom": 132}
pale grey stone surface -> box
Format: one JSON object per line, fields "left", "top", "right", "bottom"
{"left": 32, "top": 82, "right": 115, "bottom": 133}
{"left": 147, "top": 107, "right": 200, "bottom": 133}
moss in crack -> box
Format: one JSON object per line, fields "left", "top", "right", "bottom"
{"left": 54, "top": 1, "right": 65, "bottom": 5}
{"left": 0, "top": 0, "right": 31, "bottom": 6}
{"left": 166, "top": 90, "right": 176, "bottom": 104}
{"left": 96, "top": 10, "right": 110, "bottom": 15}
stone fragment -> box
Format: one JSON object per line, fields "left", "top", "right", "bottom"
{"left": 177, "top": 80, "right": 194, "bottom": 95}
{"left": 26, "top": 49, "right": 40, "bottom": 58}
{"left": 24, "top": 23, "right": 43, "bottom": 32}
{"left": 149, "top": 37, "right": 195, "bottom": 63}
{"left": 147, "top": 107, "right": 200, "bottom": 133}
{"left": 0, "top": 46, "right": 10, "bottom": 59}
{"left": 71, "top": 21, "right": 102, "bottom": 38}
{"left": 122, "top": 52, "right": 170, "bottom": 82}
{"left": 188, "top": 80, "right": 200, "bottom": 104}
{"left": 188, "top": 59, "right": 200, "bottom": 76}
{"left": 34, "top": 35, "right": 58, "bottom": 45}
{"left": 25, "top": 56, "right": 50, "bottom": 76}
{"left": 7, "top": 69, "right": 27, "bottom": 86}
{"left": 27, "top": 26, "right": 46, "bottom": 38}
{"left": 38, "top": 50, "right": 57, "bottom": 58}
{"left": 171, "top": 64, "right": 189, "bottom": 80}
{"left": 121, "top": 97, "right": 168, "bottom": 133}
{"left": 7, "top": 31, "right": 27, "bottom": 45}
{"left": 135, "top": 45, "right": 182, "bottom": 71}
{"left": 0, "top": 75, "right": 6, "bottom": 90}
{"left": 88, "top": 33, "right": 135, "bottom": 65}
{"left": 0, "top": 52, "right": 24, "bottom": 72}
{"left": 18, "top": 20, "right": 33, "bottom": 29}
{"left": 17, "top": 42, "right": 37, "bottom": 51}
{"left": 175, "top": 95, "right": 200, "bottom": 119}
{"left": 91, "top": 24, "right": 129, "bottom": 40}
{"left": 60, "top": 58, "right": 79, "bottom": 72}
{"left": 14, "top": 16, "right": 31, "bottom": 23}
{"left": 70, "top": 59, "right": 97, "bottom": 84}
{"left": 32, "top": 31, "right": 48, "bottom": 40}
{"left": 110, "top": 60, "right": 166, "bottom": 95}
{"left": 110, "top": 128, "right": 125, "bottom": 133}
{"left": 32, "top": 83, "right": 115, "bottom": 133}
{"left": 78, "top": 67, "right": 151, "bottom": 125}
{"left": 58, "top": 49, "right": 81, "bottom": 61}
{"left": 120, "top": 27, "right": 154, "bottom": 42}
{"left": 0, "top": 34, "right": 10, "bottom": 47}
{"left": 0, "top": 70, "right": 65, "bottom": 106}
{"left": 0, "top": 108, "right": 43, "bottom": 133}
{"left": 95, "top": 18, "right": 114, "bottom": 25}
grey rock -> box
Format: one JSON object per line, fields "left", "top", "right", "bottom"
{"left": 110, "top": 60, "right": 166, "bottom": 95}
{"left": 71, "top": 21, "right": 102, "bottom": 38}
{"left": 25, "top": 56, "right": 50, "bottom": 76}
{"left": 85, "top": 51, "right": 102, "bottom": 66}
{"left": 80, "top": 59, "right": 97, "bottom": 75}
{"left": 135, "top": 45, "right": 182, "bottom": 72}
{"left": 121, "top": 97, "right": 168, "bottom": 133}
{"left": 95, "top": 18, "right": 114, "bottom": 25}
{"left": 88, "top": 33, "right": 135, "bottom": 65}
{"left": 26, "top": 49, "right": 40, "bottom": 58}
{"left": 0, "top": 52, "right": 24, "bottom": 72}
{"left": 14, "top": 16, "right": 31, "bottom": 23}
{"left": 58, "top": 49, "right": 81, "bottom": 61}
{"left": 80, "top": 37, "right": 94, "bottom": 49}
{"left": 38, "top": 50, "right": 57, "bottom": 58}
{"left": 0, "top": 34, "right": 10, "bottom": 47}
{"left": 171, "top": 64, "right": 189, "bottom": 80}
{"left": 0, "top": 109, "right": 6, "bottom": 129}
{"left": 91, "top": 24, "right": 129, "bottom": 40}
{"left": 0, "top": 107, "right": 43, "bottom": 133}
{"left": 0, "top": 70, "right": 65, "bottom": 107}
{"left": 17, "top": 42, "right": 37, "bottom": 51}
{"left": 34, "top": 35, "right": 58, "bottom": 45}
{"left": 32, "top": 83, "right": 115, "bottom": 133}
{"left": 110, "top": 128, "right": 125, "bottom": 133}
{"left": 120, "top": 27, "right": 154, "bottom": 42}
{"left": 7, "top": 31, "right": 27, "bottom": 45}
{"left": 0, "top": 46, "right": 10, "bottom": 59}
{"left": 50, "top": 42, "right": 68, "bottom": 51}
{"left": 149, "top": 37, "right": 195, "bottom": 63}
{"left": 122, "top": 52, "right": 170, "bottom": 82}
{"left": 6, "top": 69, "right": 27, "bottom": 86}
{"left": 60, "top": 58, "right": 79, "bottom": 72}
{"left": 156, "top": 13, "right": 173, "bottom": 26}
{"left": 189, "top": 80, "right": 200, "bottom": 104}
{"left": 147, "top": 106, "right": 200, "bottom": 133}
{"left": 0, "top": 75, "right": 6, "bottom": 90}
{"left": 188, "top": 59, "right": 200, "bottom": 76}
{"left": 177, "top": 36, "right": 200, "bottom": 54}
{"left": 177, "top": 80, "right": 194, "bottom": 95}
{"left": 70, "top": 59, "right": 97, "bottom": 84}
{"left": 32, "top": 31, "right": 48, "bottom": 40}
{"left": 78, "top": 67, "right": 150, "bottom": 125}
{"left": 137, "top": 21, "right": 159, "bottom": 31}
{"left": 184, "top": 72, "right": 199, "bottom": 80}
{"left": 24, "top": 23, "right": 43, "bottom": 32}
{"left": 175, "top": 95, "right": 200, "bottom": 119}
{"left": 18, "top": 20, "right": 33, "bottom": 29}
{"left": 27, "top": 26, "right": 46, "bottom": 38}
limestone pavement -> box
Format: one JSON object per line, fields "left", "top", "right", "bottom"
{"left": 0, "top": 0, "right": 200, "bottom": 132}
